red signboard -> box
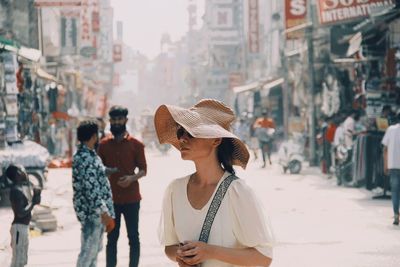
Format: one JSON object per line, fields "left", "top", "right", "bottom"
{"left": 317, "top": 0, "right": 395, "bottom": 25}
{"left": 92, "top": 11, "right": 100, "bottom": 32}
{"left": 285, "top": 0, "right": 307, "bottom": 39}
{"left": 248, "top": 0, "right": 259, "bottom": 53}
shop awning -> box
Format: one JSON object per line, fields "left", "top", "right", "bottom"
{"left": 233, "top": 78, "right": 284, "bottom": 94}
{"left": 18, "top": 46, "right": 42, "bottom": 62}
{"left": 353, "top": 6, "right": 399, "bottom": 32}
{"left": 0, "top": 36, "right": 19, "bottom": 53}
{"left": 233, "top": 81, "right": 260, "bottom": 94}
{"left": 1, "top": 36, "right": 42, "bottom": 62}
{"left": 262, "top": 78, "right": 284, "bottom": 90}
{"left": 346, "top": 32, "right": 362, "bottom": 57}
{"left": 36, "top": 67, "right": 58, "bottom": 82}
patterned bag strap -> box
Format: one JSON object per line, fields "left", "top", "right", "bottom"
{"left": 198, "top": 174, "right": 238, "bottom": 243}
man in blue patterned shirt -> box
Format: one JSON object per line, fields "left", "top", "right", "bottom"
{"left": 73, "top": 119, "right": 115, "bottom": 267}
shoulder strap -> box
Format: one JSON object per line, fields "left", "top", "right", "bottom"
{"left": 198, "top": 174, "right": 238, "bottom": 243}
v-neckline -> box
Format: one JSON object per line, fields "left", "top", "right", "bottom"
{"left": 185, "top": 172, "right": 227, "bottom": 211}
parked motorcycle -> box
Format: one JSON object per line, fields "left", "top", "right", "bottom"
{"left": 278, "top": 133, "right": 305, "bottom": 174}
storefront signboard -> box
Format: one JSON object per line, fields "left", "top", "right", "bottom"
{"left": 61, "top": 10, "right": 78, "bottom": 55}
{"left": 285, "top": 0, "right": 307, "bottom": 39}
{"left": 248, "top": 0, "right": 260, "bottom": 53}
{"left": 317, "top": 0, "right": 396, "bottom": 25}
{"left": 80, "top": 46, "right": 96, "bottom": 57}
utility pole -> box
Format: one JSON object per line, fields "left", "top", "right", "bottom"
{"left": 281, "top": 32, "right": 289, "bottom": 140}
{"left": 306, "top": 2, "right": 317, "bottom": 166}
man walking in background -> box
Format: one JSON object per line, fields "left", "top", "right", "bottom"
{"left": 98, "top": 105, "right": 147, "bottom": 267}
{"left": 382, "top": 113, "right": 400, "bottom": 225}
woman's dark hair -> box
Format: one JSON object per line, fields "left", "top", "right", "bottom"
{"left": 217, "top": 138, "right": 235, "bottom": 174}
{"left": 77, "top": 119, "right": 98, "bottom": 142}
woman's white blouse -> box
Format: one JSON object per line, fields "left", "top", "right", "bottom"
{"left": 159, "top": 172, "right": 274, "bottom": 267}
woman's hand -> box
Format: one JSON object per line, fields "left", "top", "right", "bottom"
{"left": 177, "top": 241, "right": 213, "bottom": 266}
{"left": 177, "top": 258, "right": 194, "bottom": 267}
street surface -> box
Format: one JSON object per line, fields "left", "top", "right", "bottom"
{"left": 0, "top": 149, "right": 399, "bottom": 267}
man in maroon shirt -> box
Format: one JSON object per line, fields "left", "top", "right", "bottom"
{"left": 98, "top": 105, "right": 147, "bottom": 267}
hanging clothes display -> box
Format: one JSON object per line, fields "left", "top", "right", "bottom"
{"left": 47, "top": 85, "right": 58, "bottom": 113}
{"left": 352, "top": 131, "right": 385, "bottom": 189}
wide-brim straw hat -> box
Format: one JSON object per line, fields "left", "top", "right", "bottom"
{"left": 154, "top": 99, "right": 249, "bottom": 169}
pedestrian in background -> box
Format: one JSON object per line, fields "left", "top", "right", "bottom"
{"left": 155, "top": 99, "right": 274, "bottom": 267}
{"left": 98, "top": 105, "right": 147, "bottom": 267}
{"left": 381, "top": 105, "right": 396, "bottom": 126}
{"left": 72, "top": 119, "right": 115, "bottom": 267}
{"left": 382, "top": 112, "right": 400, "bottom": 225}
{"left": 343, "top": 110, "right": 360, "bottom": 150}
{"left": 7, "top": 164, "right": 41, "bottom": 267}
{"left": 253, "top": 109, "right": 276, "bottom": 168}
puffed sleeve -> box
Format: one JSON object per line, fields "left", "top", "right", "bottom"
{"left": 228, "top": 179, "right": 274, "bottom": 258}
{"left": 158, "top": 181, "right": 179, "bottom": 246}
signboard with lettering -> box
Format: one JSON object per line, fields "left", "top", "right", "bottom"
{"left": 98, "top": 7, "right": 113, "bottom": 62}
{"left": 80, "top": 46, "right": 96, "bottom": 57}
{"left": 80, "top": 0, "right": 97, "bottom": 58}
{"left": 285, "top": 0, "right": 307, "bottom": 39}
{"left": 317, "top": 0, "right": 395, "bottom": 25}
{"left": 212, "top": 7, "right": 234, "bottom": 29}
{"left": 248, "top": 0, "right": 260, "bottom": 53}
{"left": 61, "top": 15, "right": 78, "bottom": 55}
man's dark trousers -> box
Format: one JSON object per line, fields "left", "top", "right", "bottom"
{"left": 106, "top": 202, "right": 140, "bottom": 267}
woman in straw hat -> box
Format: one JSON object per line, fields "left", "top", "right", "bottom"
{"left": 155, "top": 99, "right": 274, "bottom": 267}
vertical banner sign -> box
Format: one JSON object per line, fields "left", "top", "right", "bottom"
{"left": 317, "top": 0, "right": 395, "bottom": 25}
{"left": 285, "top": 0, "right": 307, "bottom": 39}
{"left": 80, "top": 0, "right": 96, "bottom": 58}
{"left": 92, "top": 11, "right": 100, "bottom": 32}
{"left": 113, "top": 43, "right": 122, "bottom": 62}
{"left": 99, "top": 6, "right": 113, "bottom": 63}
{"left": 248, "top": 0, "right": 259, "bottom": 53}
{"left": 61, "top": 10, "right": 79, "bottom": 55}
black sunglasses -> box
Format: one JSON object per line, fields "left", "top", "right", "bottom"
{"left": 176, "top": 127, "right": 193, "bottom": 140}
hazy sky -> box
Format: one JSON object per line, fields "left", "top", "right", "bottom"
{"left": 110, "top": 0, "right": 204, "bottom": 59}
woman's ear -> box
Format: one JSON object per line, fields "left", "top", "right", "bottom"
{"left": 213, "top": 138, "right": 222, "bottom": 147}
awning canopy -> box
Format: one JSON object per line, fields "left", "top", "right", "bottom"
{"left": 36, "top": 67, "right": 58, "bottom": 82}
{"left": 1, "top": 36, "right": 42, "bottom": 62}
{"left": 233, "top": 78, "right": 284, "bottom": 94}
{"left": 0, "top": 36, "right": 19, "bottom": 53}
{"left": 346, "top": 32, "right": 362, "bottom": 57}
{"left": 18, "top": 46, "right": 42, "bottom": 62}
{"left": 353, "top": 6, "right": 399, "bottom": 32}
{"left": 233, "top": 81, "right": 260, "bottom": 94}
{"left": 262, "top": 78, "right": 284, "bottom": 90}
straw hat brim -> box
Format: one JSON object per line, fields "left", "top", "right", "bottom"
{"left": 154, "top": 104, "right": 250, "bottom": 169}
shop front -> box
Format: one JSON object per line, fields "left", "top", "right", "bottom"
{"left": 315, "top": 1, "right": 400, "bottom": 193}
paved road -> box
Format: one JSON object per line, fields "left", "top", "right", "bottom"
{"left": 0, "top": 149, "right": 398, "bottom": 267}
